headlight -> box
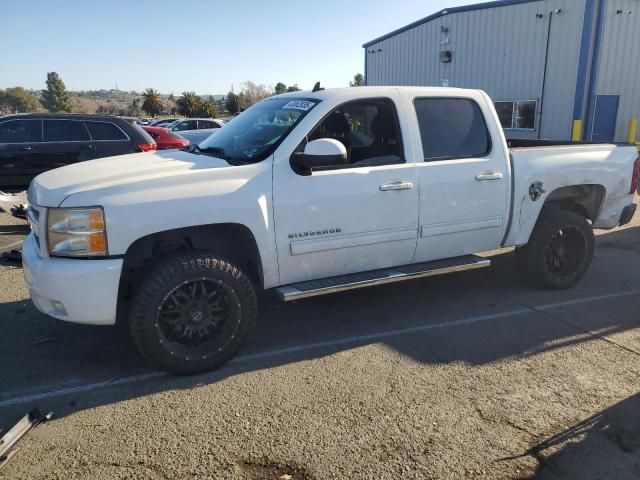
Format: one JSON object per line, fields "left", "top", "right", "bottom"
{"left": 47, "top": 207, "right": 108, "bottom": 257}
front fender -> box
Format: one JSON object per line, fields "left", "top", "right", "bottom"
{"left": 60, "top": 160, "right": 280, "bottom": 288}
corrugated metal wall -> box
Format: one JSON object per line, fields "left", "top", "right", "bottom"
{"left": 365, "top": 0, "right": 587, "bottom": 140}
{"left": 593, "top": 0, "right": 640, "bottom": 141}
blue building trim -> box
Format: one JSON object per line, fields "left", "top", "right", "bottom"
{"left": 362, "top": 0, "right": 543, "bottom": 48}
{"left": 585, "top": 0, "right": 607, "bottom": 140}
{"left": 364, "top": 43, "right": 368, "bottom": 85}
{"left": 572, "top": 0, "right": 597, "bottom": 122}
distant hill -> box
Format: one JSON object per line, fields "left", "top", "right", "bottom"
{"left": 67, "top": 90, "right": 226, "bottom": 116}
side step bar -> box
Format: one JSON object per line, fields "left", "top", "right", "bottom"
{"left": 276, "top": 254, "right": 490, "bottom": 302}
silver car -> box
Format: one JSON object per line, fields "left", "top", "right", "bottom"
{"left": 165, "top": 118, "right": 225, "bottom": 144}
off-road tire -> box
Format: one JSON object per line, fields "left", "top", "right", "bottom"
{"left": 129, "top": 253, "right": 257, "bottom": 375}
{"left": 516, "top": 208, "right": 594, "bottom": 290}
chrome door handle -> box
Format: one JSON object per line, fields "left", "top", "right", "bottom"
{"left": 379, "top": 181, "right": 413, "bottom": 191}
{"left": 475, "top": 172, "right": 503, "bottom": 181}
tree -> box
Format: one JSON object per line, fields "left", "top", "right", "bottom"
{"left": 41, "top": 72, "right": 72, "bottom": 112}
{"left": 286, "top": 84, "right": 301, "bottom": 92}
{"left": 274, "top": 82, "right": 287, "bottom": 95}
{"left": 127, "top": 97, "right": 142, "bottom": 117}
{"left": 177, "top": 91, "right": 200, "bottom": 117}
{"left": 0, "top": 87, "right": 42, "bottom": 113}
{"left": 225, "top": 92, "right": 240, "bottom": 114}
{"left": 238, "top": 81, "right": 271, "bottom": 109}
{"left": 349, "top": 73, "right": 365, "bottom": 87}
{"left": 142, "top": 88, "right": 162, "bottom": 117}
{"left": 196, "top": 99, "right": 218, "bottom": 118}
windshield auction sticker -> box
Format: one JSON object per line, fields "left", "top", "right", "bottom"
{"left": 282, "top": 100, "right": 315, "bottom": 111}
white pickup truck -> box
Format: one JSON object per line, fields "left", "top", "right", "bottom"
{"left": 23, "top": 87, "right": 639, "bottom": 374}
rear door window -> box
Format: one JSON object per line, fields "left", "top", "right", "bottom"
{"left": 86, "top": 121, "right": 128, "bottom": 140}
{"left": 0, "top": 120, "right": 42, "bottom": 143}
{"left": 414, "top": 98, "right": 491, "bottom": 161}
{"left": 174, "top": 120, "right": 197, "bottom": 131}
{"left": 43, "top": 120, "right": 91, "bottom": 142}
{"left": 198, "top": 120, "right": 219, "bottom": 129}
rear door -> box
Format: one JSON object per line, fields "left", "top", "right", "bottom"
{"left": 196, "top": 120, "right": 221, "bottom": 143}
{"left": 0, "top": 119, "right": 43, "bottom": 188}
{"left": 42, "top": 119, "right": 93, "bottom": 171}
{"left": 408, "top": 94, "right": 510, "bottom": 262}
{"left": 85, "top": 120, "right": 132, "bottom": 158}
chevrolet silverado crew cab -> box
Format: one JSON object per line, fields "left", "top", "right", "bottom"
{"left": 23, "top": 87, "right": 639, "bottom": 374}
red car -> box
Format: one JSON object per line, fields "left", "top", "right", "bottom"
{"left": 142, "top": 126, "right": 190, "bottom": 150}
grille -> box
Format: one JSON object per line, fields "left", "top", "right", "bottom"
{"left": 27, "top": 205, "right": 42, "bottom": 252}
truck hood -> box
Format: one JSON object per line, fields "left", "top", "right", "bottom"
{"left": 28, "top": 150, "right": 231, "bottom": 207}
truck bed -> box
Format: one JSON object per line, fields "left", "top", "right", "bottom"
{"left": 507, "top": 139, "right": 635, "bottom": 149}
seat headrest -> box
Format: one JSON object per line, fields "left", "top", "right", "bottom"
{"left": 323, "top": 111, "right": 351, "bottom": 136}
{"left": 371, "top": 113, "right": 395, "bottom": 140}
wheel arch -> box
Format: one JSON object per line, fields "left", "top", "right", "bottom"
{"left": 543, "top": 184, "right": 606, "bottom": 221}
{"left": 116, "top": 223, "right": 263, "bottom": 324}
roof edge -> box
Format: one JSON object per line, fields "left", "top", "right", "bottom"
{"left": 362, "top": 0, "right": 543, "bottom": 48}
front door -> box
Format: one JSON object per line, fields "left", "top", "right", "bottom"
{"left": 409, "top": 95, "right": 510, "bottom": 262}
{"left": 591, "top": 95, "right": 619, "bottom": 142}
{"left": 273, "top": 96, "right": 419, "bottom": 285}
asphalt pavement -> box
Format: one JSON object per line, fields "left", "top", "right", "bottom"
{"left": 0, "top": 210, "right": 638, "bottom": 479}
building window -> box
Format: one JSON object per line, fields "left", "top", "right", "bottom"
{"left": 494, "top": 100, "right": 537, "bottom": 130}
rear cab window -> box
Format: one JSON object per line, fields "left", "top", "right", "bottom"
{"left": 86, "top": 121, "right": 128, "bottom": 140}
{"left": 43, "top": 120, "right": 90, "bottom": 142}
{"left": 414, "top": 97, "right": 491, "bottom": 161}
{"left": 0, "top": 119, "right": 42, "bottom": 143}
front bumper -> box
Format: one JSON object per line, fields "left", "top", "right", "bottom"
{"left": 22, "top": 234, "right": 122, "bottom": 325}
{"left": 618, "top": 203, "right": 637, "bottom": 227}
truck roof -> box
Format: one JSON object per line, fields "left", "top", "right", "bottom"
{"left": 272, "top": 86, "right": 484, "bottom": 101}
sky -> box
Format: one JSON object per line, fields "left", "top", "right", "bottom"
{"left": 0, "top": 0, "right": 473, "bottom": 95}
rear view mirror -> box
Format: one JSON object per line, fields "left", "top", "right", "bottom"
{"left": 293, "top": 138, "right": 347, "bottom": 169}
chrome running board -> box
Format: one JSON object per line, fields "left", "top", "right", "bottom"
{"left": 276, "top": 255, "right": 490, "bottom": 302}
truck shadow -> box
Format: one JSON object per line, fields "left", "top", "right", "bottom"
{"left": 0, "top": 226, "right": 638, "bottom": 430}
{"left": 507, "top": 392, "right": 640, "bottom": 479}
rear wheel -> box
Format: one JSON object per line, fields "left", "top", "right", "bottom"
{"left": 516, "top": 209, "right": 594, "bottom": 290}
{"left": 129, "top": 253, "right": 257, "bottom": 374}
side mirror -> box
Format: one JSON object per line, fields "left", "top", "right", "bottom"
{"left": 293, "top": 138, "right": 347, "bottom": 169}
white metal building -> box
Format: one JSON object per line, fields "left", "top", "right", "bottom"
{"left": 363, "top": 0, "right": 640, "bottom": 142}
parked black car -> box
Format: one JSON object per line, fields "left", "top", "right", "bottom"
{"left": 0, "top": 113, "right": 156, "bottom": 189}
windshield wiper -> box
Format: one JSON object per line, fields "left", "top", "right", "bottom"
{"left": 198, "top": 146, "right": 227, "bottom": 159}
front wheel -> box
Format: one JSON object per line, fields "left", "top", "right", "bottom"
{"left": 129, "top": 253, "right": 257, "bottom": 374}
{"left": 516, "top": 209, "right": 594, "bottom": 290}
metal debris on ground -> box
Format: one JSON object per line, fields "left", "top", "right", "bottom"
{"left": 0, "top": 409, "right": 53, "bottom": 470}
{"left": 0, "top": 249, "right": 22, "bottom": 262}
{"left": 0, "top": 191, "right": 28, "bottom": 219}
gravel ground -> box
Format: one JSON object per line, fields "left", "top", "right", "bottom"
{"left": 0, "top": 210, "right": 638, "bottom": 479}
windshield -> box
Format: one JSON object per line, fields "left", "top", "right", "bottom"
{"left": 197, "top": 97, "right": 319, "bottom": 163}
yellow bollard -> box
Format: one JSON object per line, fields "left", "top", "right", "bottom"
{"left": 572, "top": 120, "right": 582, "bottom": 141}
{"left": 628, "top": 118, "right": 638, "bottom": 144}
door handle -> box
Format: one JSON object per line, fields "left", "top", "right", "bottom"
{"left": 475, "top": 172, "right": 503, "bottom": 181}
{"left": 21, "top": 146, "right": 32, "bottom": 151}
{"left": 80, "top": 144, "right": 94, "bottom": 149}
{"left": 379, "top": 181, "right": 413, "bottom": 191}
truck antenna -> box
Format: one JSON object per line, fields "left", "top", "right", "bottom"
{"left": 312, "top": 82, "right": 324, "bottom": 92}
